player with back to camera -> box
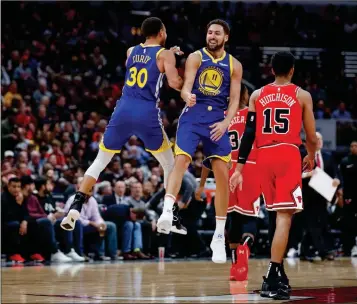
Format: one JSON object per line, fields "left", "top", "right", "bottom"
{"left": 157, "top": 19, "right": 243, "bottom": 264}
{"left": 61, "top": 17, "right": 185, "bottom": 232}
{"left": 196, "top": 84, "right": 260, "bottom": 281}
{"left": 230, "top": 52, "right": 317, "bottom": 300}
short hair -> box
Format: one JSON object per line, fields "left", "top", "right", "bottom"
{"left": 207, "top": 19, "right": 230, "bottom": 36}
{"left": 141, "top": 17, "right": 164, "bottom": 38}
{"left": 35, "top": 177, "right": 47, "bottom": 191}
{"left": 21, "top": 175, "right": 34, "bottom": 187}
{"left": 9, "top": 177, "right": 21, "bottom": 184}
{"left": 240, "top": 84, "right": 248, "bottom": 101}
{"left": 271, "top": 52, "right": 295, "bottom": 77}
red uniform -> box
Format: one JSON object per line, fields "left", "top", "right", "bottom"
{"left": 255, "top": 83, "right": 303, "bottom": 211}
{"left": 228, "top": 107, "right": 260, "bottom": 217}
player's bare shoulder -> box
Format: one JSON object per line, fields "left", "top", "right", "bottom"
{"left": 296, "top": 87, "right": 313, "bottom": 108}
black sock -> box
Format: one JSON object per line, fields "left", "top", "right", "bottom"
{"left": 70, "top": 191, "right": 87, "bottom": 212}
{"left": 280, "top": 261, "right": 287, "bottom": 279}
{"left": 266, "top": 261, "right": 280, "bottom": 280}
{"left": 242, "top": 235, "right": 254, "bottom": 250}
{"left": 231, "top": 248, "right": 237, "bottom": 264}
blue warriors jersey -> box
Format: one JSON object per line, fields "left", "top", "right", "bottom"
{"left": 192, "top": 48, "right": 233, "bottom": 111}
{"left": 122, "top": 44, "right": 165, "bottom": 102}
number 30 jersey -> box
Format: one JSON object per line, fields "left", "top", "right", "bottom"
{"left": 255, "top": 83, "right": 302, "bottom": 148}
{"left": 122, "top": 44, "right": 165, "bottom": 102}
{"left": 228, "top": 107, "right": 257, "bottom": 163}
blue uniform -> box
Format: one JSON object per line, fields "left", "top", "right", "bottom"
{"left": 99, "top": 44, "right": 171, "bottom": 154}
{"left": 175, "top": 48, "right": 233, "bottom": 165}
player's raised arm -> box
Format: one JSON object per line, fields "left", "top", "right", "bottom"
{"left": 160, "top": 50, "right": 183, "bottom": 91}
{"left": 224, "top": 59, "right": 243, "bottom": 127}
{"left": 180, "top": 52, "right": 201, "bottom": 107}
{"left": 229, "top": 89, "right": 259, "bottom": 191}
{"left": 300, "top": 89, "right": 318, "bottom": 170}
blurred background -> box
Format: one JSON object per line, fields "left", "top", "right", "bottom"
{"left": 1, "top": 1, "right": 357, "bottom": 264}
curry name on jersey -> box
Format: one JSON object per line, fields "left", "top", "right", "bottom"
{"left": 122, "top": 44, "right": 165, "bottom": 102}
{"left": 228, "top": 107, "right": 257, "bottom": 162}
{"left": 255, "top": 83, "right": 302, "bottom": 148}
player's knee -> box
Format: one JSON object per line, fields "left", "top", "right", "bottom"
{"left": 175, "top": 155, "right": 191, "bottom": 170}
{"left": 85, "top": 150, "right": 114, "bottom": 179}
{"left": 211, "top": 159, "right": 229, "bottom": 179}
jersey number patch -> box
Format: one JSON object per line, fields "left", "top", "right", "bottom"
{"left": 262, "top": 108, "right": 290, "bottom": 134}
{"left": 229, "top": 130, "right": 240, "bottom": 151}
{"left": 126, "top": 67, "right": 148, "bottom": 88}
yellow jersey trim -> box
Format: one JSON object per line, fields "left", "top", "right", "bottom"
{"left": 203, "top": 48, "right": 226, "bottom": 63}
{"left": 140, "top": 43, "right": 161, "bottom": 47}
{"left": 229, "top": 55, "right": 233, "bottom": 76}
{"left": 99, "top": 140, "right": 121, "bottom": 154}
{"left": 204, "top": 153, "right": 231, "bottom": 163}
{"left": 174, "top": 144, "right": 192, "bottom": 161}
{"left": 156, "top": 48, "right": 165, "bottom": 59}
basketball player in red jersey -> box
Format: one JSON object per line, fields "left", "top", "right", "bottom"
{"left": 196, "top": 85, "right": 260, "bottom": 281}
{"left": 230, "top": 52, "right": 317, "bottom": 300}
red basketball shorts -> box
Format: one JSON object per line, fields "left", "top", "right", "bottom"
{"left": 228, "top": 161, "right": 261, "bottom": 217}
{"left": 257, "top": 144, "right": 303, "bottom": 212}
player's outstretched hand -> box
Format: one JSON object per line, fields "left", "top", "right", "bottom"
{"left": 185, "top": 93, "right": 196, "bottom": 107}
{"left": 302, "top": 155, "right": 315, "bottom": 172}
{"left": 210, "top": 121, "right": 228, "bottom": 141}
{"left": 169, "top": 46, "right": 184, "bottom": 56}
{"left": 229, "top": 171, "right": 243, "bottom": 192}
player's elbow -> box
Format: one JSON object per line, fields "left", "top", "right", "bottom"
{"left": 167, "top": 77, "right": 182, "bottom": 91}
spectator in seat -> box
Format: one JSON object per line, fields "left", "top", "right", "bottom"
{"left": 22, "top": 175, "right": 72, "bottom": 262}
{"left": 35, "top": 178, "right": 85, "bottom": 262}
{"left": 2, "top": 177, "right": 43, "bottom": 263}
{"left": 122, "top": 182, "right": 154, "bottom": 259}
{"left": 332, "top": 102, "right": 352, "bottom": 120}
{"left": 65, "top": 178, "right": 118, "bottom": 260}
{"left": 102, "top": 181, "right": 127, "bottom": 206}
{"left": 28, "top": 151, "right": 43, "bottom": 178}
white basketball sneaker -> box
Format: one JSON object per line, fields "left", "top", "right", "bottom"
{"left": 157, "top": 208, "right": 173, "bottom": 234}
{"left": 60, "top": 209, "right": 80, "bottom": 231}
{"left": 210, "top": 234, "right": 227, "bottom": 263}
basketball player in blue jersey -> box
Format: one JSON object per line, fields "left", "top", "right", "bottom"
{"left": 157, "top": 19, "right": 243, "bottom": 263}
{"left": 61, "top": 17, "right": 183, "bottom": 231}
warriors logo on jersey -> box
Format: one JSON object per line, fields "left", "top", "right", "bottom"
{"left": 198, "top": 66, "right": 224, "bottom": 96}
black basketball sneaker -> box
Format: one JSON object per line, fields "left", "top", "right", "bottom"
{"left": 260, "top": 276, "right": 290, "bottom": 300}
{"left": 170, "top": 203, "right": 187, "bottom": 235}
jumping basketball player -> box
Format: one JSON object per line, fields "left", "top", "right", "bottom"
{"left": 157, "top": 19, "right": 243, "bottom": 264}
{"left": 196, "top": 85, "right": 259, "bottom": 280}
{"left": 230, "top": 52, "right": 317, "bottom": 299}
{"left": 61, "top": 17, "right": 184, "bottom": 231}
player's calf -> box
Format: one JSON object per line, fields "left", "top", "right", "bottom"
{"left": 157, "top": 155, "right": 190, "bottom": 234}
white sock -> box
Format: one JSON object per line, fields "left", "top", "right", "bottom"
{"left": 163, "top": 194, "right": 175, "bottom": 213}
{"left": 214, "top": 216, "right": 226, "bottom": 238}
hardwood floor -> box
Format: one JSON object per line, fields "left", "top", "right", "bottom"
{"left": 2, "top": 258, "right": 357, "bottom": 303}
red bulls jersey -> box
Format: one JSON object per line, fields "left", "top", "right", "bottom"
{"left": 228, "top": 107, "right": 257, "bottom": 162}
{"left": 255, "top": 83, "right": 302, "bottom": 148}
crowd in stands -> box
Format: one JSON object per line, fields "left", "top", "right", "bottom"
{"left": 1, "top": 1, "right": 357, "bottom": 263}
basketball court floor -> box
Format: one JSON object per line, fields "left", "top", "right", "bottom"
{"left": 2, "top": 258, "right": 357, "bottom": 303}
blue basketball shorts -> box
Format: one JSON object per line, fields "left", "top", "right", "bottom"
{"left": 174, "top": 104, "right": 231, "bottom": 167}
{"left": 99, "top": 98, "right": 171, "bottom": 154}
